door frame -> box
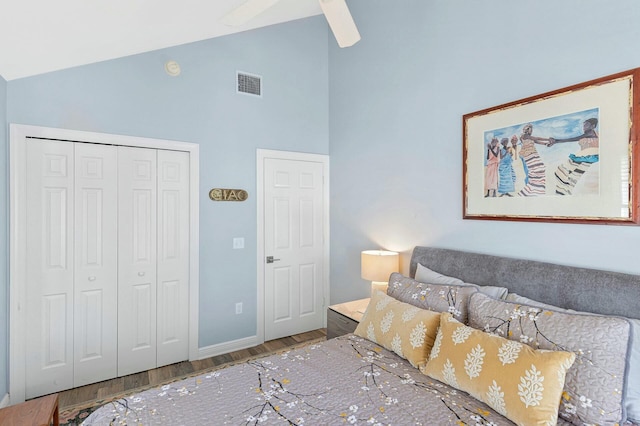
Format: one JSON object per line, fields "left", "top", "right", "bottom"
{"left": 9, "top": 124, "right": 200, "bottom": 404}
{"left": 256, "top": 149, "right": 330, "bottom": 343}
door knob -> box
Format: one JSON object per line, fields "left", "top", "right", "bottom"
{"left": 266, "top": 256, "right": 281, "bottom": 264}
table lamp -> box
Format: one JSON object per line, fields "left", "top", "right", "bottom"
{"left": 361, "top": 250, "right": 399, "bottom": 296}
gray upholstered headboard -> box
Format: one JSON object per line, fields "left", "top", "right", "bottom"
{"left": 410, "top": 246, "right": 640, "bottom": 320}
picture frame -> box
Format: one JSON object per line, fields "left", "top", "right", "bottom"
{"left": 463, "top": 68, "right": 640, "bottom": 225}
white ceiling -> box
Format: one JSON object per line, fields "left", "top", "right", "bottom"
{"left": 0, "top": 0, "right": 323, "bottom": 81}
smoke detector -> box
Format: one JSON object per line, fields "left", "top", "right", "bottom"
{"left": 165, "top": 60, "right": 181, "bottom": 77}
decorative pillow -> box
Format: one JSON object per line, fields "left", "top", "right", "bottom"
{"left": 469, "top": 292, "right": 632, "bottom": 426}
{"left": 387, "top": 272, "right": 477, "bottom": 323}
{"left": 416, "top": 263, "right": 509, "bottom": 299}
{"left": 415, "top": 263, "right": 464, "bottom": 285}
{"left": 422, "top": 312, "right": 575, "bottom": 426}
{"left": 354, "top": 290, "right": 441, "bottom": 368}
{"left": 506, "top": 292, "right": 640, "bottom": 424}
{"left": 505, "top": 293, "right": 566, "bottom": 312}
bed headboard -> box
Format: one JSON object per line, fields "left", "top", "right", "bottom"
{"left": 410, "top": 246, "right": 640, "bottom": 320}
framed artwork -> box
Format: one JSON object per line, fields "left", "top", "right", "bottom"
{"left": 463, "top": 68, "right": 640, "bottom": 225}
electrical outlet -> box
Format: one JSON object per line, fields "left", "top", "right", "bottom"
{"left": 233, "top": 237, "right": 244, "bottom": 249}
{"left": 235, "top": 302, "right": 243, "bottom": 314}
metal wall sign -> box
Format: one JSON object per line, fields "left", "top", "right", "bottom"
{"left": 209, "top": 188, "right": 248, "bottom": 202}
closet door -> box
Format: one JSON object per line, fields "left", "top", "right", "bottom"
{"left": 117, "top": 146, "right": 158, "bottom": 376}
{"left": 25, "top": 139, "right": 75, "bottom": 398}
{"left": 18, "top": 133, "right": 193, "bottom": 399}
{"left": 73, "top": 143, "right": 118, "bottom": 387}
{"left": 156, "top": 150, "right": 190, "bottom": 367}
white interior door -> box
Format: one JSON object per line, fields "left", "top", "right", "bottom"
{"left": 117, "top": 146, "right": 158, "bottom": 377}
{"left": 263, "top": 157, "right": 325, "bottom": 341}
{"left": 73, "top": 143, "right": 118, "bottom": 387}
{"left": 25, "top": 139, "right": 75, "bottom": 398}
{"left": 156, "top": 150, "right": 190, "bottom": 367}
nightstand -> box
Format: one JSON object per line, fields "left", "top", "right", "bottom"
{"left": 327, "top": 298, "right": 370, "bottom": 339}
{"left": 0, "top": 393, "right": 59, "bottom": 426}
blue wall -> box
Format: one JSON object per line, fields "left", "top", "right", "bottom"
{"left": 329, "top": 0, "right": 640, "bottom": 303}
{"left": 0, "top": 74, "right": 7, "bottom": 400}
{"left": 7, "top": 16, "right": 329, "bottom": 348}
{"left": 5, "top": 0, "right": 640, "bottom": 399}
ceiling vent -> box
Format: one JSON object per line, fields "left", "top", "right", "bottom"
{"left": 237, "top": 71, "right": 262, "bottom": 97}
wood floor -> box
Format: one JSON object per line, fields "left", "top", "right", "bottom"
{"left": 58, "top": 328, "right": 327, "bottom": 410}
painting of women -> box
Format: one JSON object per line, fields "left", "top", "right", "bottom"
{"left": 548, "top": 118, "right": 599, "bottom": 195}
{"left": 517, "top": 123, "right": 550, "bottom": 196}
{"left": 498, "top": 138, "right": 515, "bottom": 196}
{"left": 484, "top": 137, "right": 500, "bottom": 197}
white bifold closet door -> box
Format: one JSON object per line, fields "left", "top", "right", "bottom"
{"left": 24, "top": 140, "right": 189, "bottom": 398}
{"left": 25, "top": 140, "right": 119, "bottom": 397}
{"left": 74, "top": 143, "right": 119, "bottom": 387}
{"left": 117, "top": 146, "right": 158, "bottom": 377}
{"left": 155, "top": 149, "right": 190, "bottom": 368}
{"left": 117, "top": 147, "right": 190, "bottom": 377}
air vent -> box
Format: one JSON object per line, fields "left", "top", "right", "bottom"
{"left": 236, "top": 71, "right": 262, "bottom": 97}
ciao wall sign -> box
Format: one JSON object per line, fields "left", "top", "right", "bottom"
{"left": 209, "top": 188, "right": 249, "bottom": 202}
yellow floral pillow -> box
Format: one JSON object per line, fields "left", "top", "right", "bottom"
{"left": 354, "top": 290, "right": 441, "bottom": 368}
{"left": 422, "top": 313, "right": 576, "bottom": 426}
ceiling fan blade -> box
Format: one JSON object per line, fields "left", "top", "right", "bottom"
{"left": 319, "top": 0, "right": 361, "bottom": 48}
{"left": 221, "top": 0, "right": 282, "bottom": 26}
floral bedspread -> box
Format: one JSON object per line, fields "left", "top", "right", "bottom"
{"left": 82, "top": 334, "right": 574, "bottom": 426}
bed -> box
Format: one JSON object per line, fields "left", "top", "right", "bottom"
{"left": 83, "top": 246, "right": 639, "bottom": 426}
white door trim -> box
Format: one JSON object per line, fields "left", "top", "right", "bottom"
{"left": 256, "top": 149, "right": 330, "bottom": 344}
{"left": 9, "top": 124, "right": 200, "bottom": 404}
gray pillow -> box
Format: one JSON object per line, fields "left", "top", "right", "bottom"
{"left": 386, "top": 272, "right": 477, "bottom": 324}
{"left": 469, "top": 292, "right": 632, "bottom": 426}
{"left": 506, "top": 292, "right": 640, "bottom": 424}
{"left": 415, "top": 263, "right": 508, "bottom": 299}
{"left": 505, "top": 292, "right": 565, "bottom": 311}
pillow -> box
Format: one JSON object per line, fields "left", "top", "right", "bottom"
{"left": 387, "top": 272, "right": 477, "bottom": 323}
{"left": 506, "top": 292, "right": 640, "bottom": 424}
{"left": 354, "top": 290, "right": 442, "bottom": 368}
{"left": 415, "top": 263, "right": 509, "bottom": 299}
{"left": 469, "top": 292, "right": 632, "bottom": 426}
{"left": 505, "top": 293, "right": 566, "bottom": 312}
{"left": 422, "top": 312, "right": 575, "bottom": 426}
{"left": 415, "top": 263, "right": 464, "bottom": 285}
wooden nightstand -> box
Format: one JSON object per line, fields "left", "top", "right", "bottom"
{"left": 327, "top": 298, "right": 370, "bottom": 339}
{"left": 0, "top": 393, "right": 59, "bottom": 426}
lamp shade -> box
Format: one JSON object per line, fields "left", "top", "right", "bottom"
{"left": 361, "top": 250, "right": 399, "bottom": 282}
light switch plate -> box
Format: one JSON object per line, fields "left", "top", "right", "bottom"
{"left": 233, "top": 237, "right": 245, "bottom": 249}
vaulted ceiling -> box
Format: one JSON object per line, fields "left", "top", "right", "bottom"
{"left": 0, "top": 0, "right": 323, "bottom": 80}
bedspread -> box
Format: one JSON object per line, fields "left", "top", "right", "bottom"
{"left": 82, "top": 335, "right": 575, "bottom": 426}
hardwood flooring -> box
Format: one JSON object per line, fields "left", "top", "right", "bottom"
{"left": 58, "top": 328, "right": 327, "bottom": 410}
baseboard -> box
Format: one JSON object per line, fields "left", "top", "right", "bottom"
{"left": 197, "top": 335, "right": 261, "bottom": 360}
{"left": 0, "top": 392, "right": 9, "bottom": 408}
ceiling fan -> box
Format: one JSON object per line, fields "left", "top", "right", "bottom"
{"left": 221, "top": 0, "right": 361, "bottom": 48}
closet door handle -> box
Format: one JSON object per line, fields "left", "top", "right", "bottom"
{"left": 88, "top": 276, "right": 96, "bottom": 281}
{"left": 138, "top": 272, "right": 145, "bottom": 277}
